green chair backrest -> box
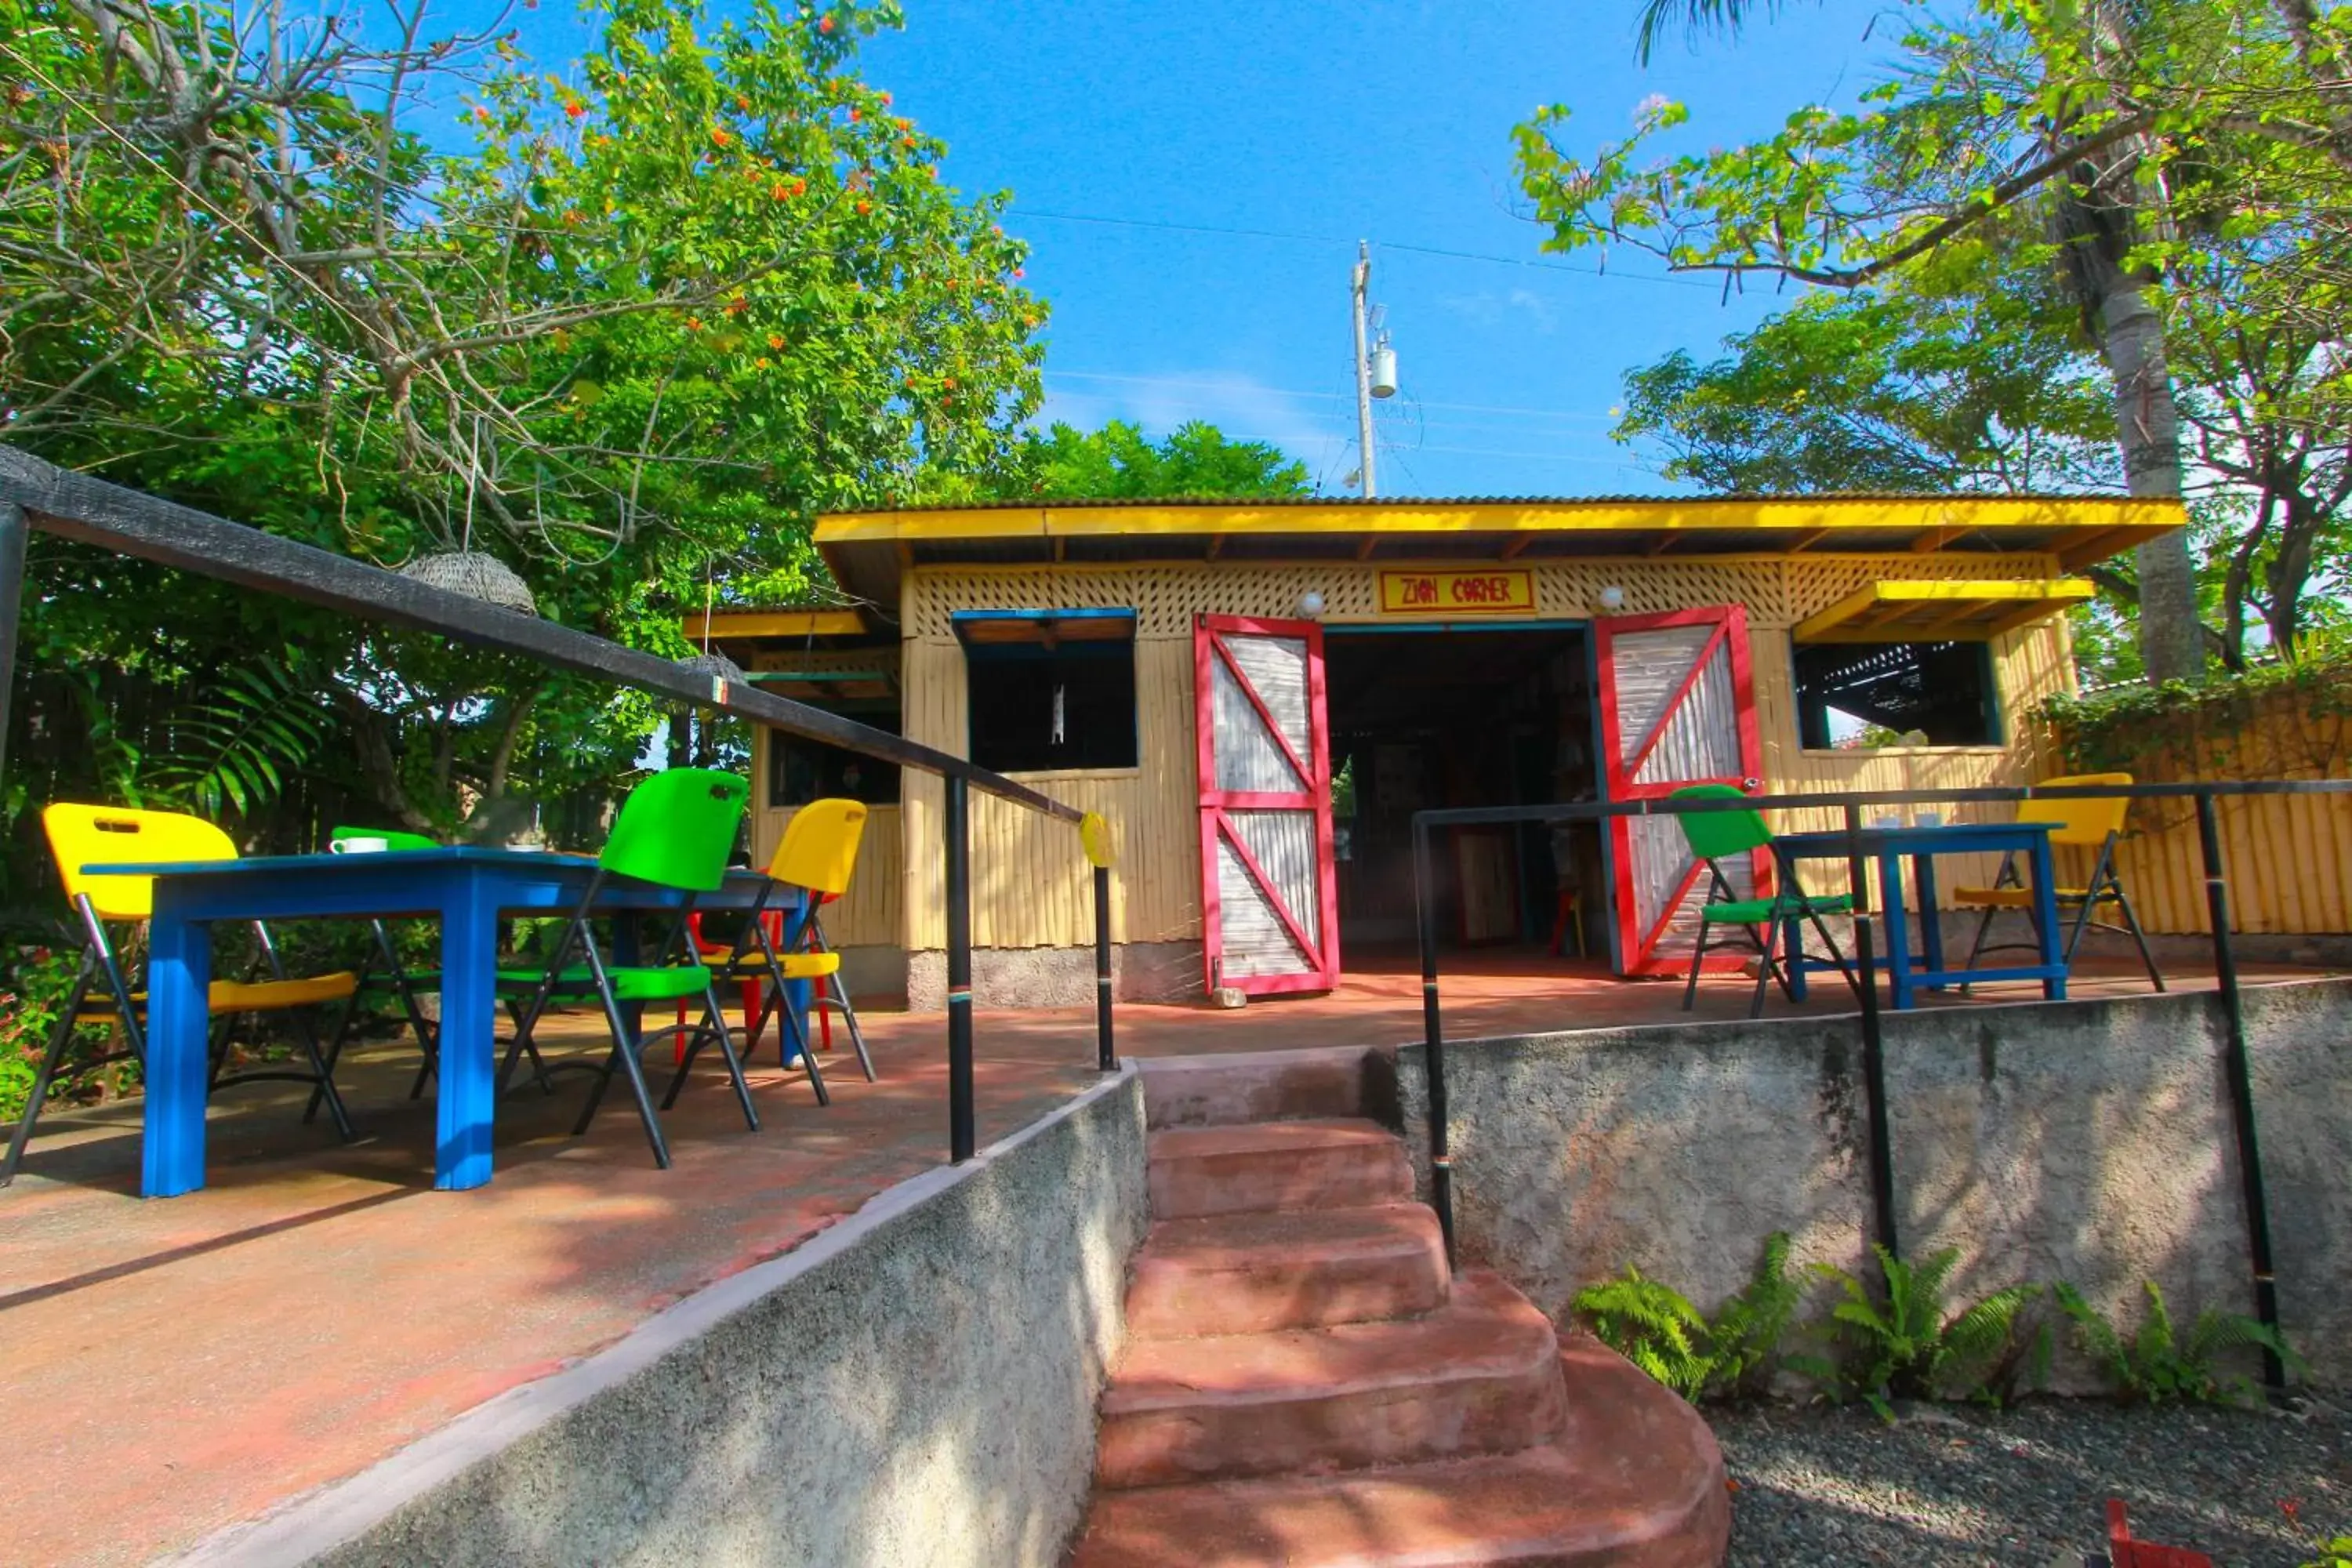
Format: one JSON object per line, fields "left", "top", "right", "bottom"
{"left": 331, "top": 825, "right": 441, "bottom": 853}
{"left": 601, "top": 769, "right": 747, "bottom": 892}
{"left": 1670, "top": 784, "right": 1772, "bottom": 861}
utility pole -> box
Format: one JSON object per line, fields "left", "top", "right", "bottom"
{"left": 1351, "top": 241, "right": 1377, "bottom": 499}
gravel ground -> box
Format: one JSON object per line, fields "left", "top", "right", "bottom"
{"left": 1714, "top": 1396, "right": 2352, "bottom": 1566}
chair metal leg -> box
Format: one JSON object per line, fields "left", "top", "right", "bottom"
{"left": 1748, "top": 909, "right": 1785, "bottom": 1020}
{"left": 1682, "top": 919, "right": 1710, "bottom": 1011}
{"left": 681, "top": 978, "right": 760, "bottom": 1131}
{"left": 829, "top": 981, "right": 877, "bottom": 1082}
{"left": 287, "top": 1007, "right": 358, "bottom": 1142}
{"left": 2111, "top": 887, "right": 2166, "bottom": 993}
{"left": 776, "top": 991, "right": 830, "bottom": 1105}
{"left": 1, "top": 963, "right": 94, "bottom": 1186}
{"left": 575, "top": 984, "right": 671, "bottom": 1167}
{"left": 1957, "top": 906, "right": 2001, "bottom": 995}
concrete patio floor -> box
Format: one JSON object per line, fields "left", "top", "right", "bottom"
{"left": 0, "top": 951, "right": 2322, "bottom": 1566}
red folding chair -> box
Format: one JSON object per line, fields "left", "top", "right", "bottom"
{"left": 2108, "top": 1501, "right": 2212, "bottom": 1567}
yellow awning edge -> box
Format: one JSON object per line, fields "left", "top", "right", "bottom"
{"left": 1792, "top": 579, "right": 2097, "bottom": 644}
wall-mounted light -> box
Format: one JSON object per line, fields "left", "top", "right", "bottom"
{"left": 1298, "top": 590, "right": 1327, "bottom": 619}
{"left": 1598, "top": 585, "right": 1626, "bottom": 612}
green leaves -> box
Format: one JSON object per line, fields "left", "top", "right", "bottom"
{"left": 1571, "top": 1232, "right": 1803, "bottom": 1403}
{"left": 1812, "top": 1245, "right": 2050, "bottom": 1417}
{"left": 952, "top": 420, "right": 1314, "bottom": 503}
{"left": 146, "top": 657, "right": 336, "bottom": 820}
{"left": 2054, "top": 1279, "right": 2307, "bottom": 1404}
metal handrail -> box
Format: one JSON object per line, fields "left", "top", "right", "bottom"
{"left": 1411, "top": 777, "right": 2352, "bottom": 1390}
{"left": 0, "top": 447, "right": 1120, "bottom": 1170}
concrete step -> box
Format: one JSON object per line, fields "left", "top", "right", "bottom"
{"left": 1095, "top": 1271, "right": 1565, "bottom": 1490}
{"left": 1072, "top": 1338, "right": 1731, "bottom": 1567}
{"left": 1148, "top": 1119, "right": 1413, "bottom": 1221}
{"left": 1138, "top": 1046, "right": 1392, "bottom": 1131}
{"left": 1126, "top": 1203, "right": 1450, "bottom": 1338}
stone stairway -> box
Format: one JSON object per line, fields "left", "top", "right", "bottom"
{"left": 1068, "top": 1047, "right": 1730, "bottom": 1568}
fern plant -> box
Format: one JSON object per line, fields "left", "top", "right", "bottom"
{"left": 1572, "top": 1266, "right": 1717, "bottom": 1399}
{"left": 2054, "top": 1280, "right": 2305, "bottom": 1405}
{"left": 2299, "top": 1535, "right": 2352, "bottom": 1568}
{"left": 147, "top": 657, "right": 334, "bottom": 818}
{"left": 1814, "top": 1247, "right": 2048, "bottom": 1419}
{"left": 1572, "top": 1232, "right": 1803, "bottom": 1403}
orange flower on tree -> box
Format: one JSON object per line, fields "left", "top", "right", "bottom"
{"left": 564, "top": 99, "right": 585, "bottom": 119}
{"left": 768, "top": 333, "right": 786, "bottom": 349}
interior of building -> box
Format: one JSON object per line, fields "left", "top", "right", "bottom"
{"left": 1322, "top": 626, "right": 1604, "bottom": 961}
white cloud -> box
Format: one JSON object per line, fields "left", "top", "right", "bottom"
{"left": 1036, "top": 368, "right": 1352, "bottom": 476}
{"left": 1435, "top": 289, "right": 1557, "bottom": 336}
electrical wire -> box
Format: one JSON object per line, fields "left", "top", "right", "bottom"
{"left": 1006, "top": 206, "right": 1722, "bottom": 292}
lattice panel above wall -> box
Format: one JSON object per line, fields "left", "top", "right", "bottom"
{"left": 904, "top": 554, "right": 2069, "bottom": 644}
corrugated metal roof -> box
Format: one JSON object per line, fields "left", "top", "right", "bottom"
{"left": 822, "top": 490, "right": 2125, "bottom": 515}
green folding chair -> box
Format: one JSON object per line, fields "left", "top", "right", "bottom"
{"left": 493, "top": 769, "right": 757, "bottom": 1167}
{"left": 1670, "top": 784, "right": 1857, "bottom": 1019}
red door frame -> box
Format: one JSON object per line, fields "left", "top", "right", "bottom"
{"left": 1592, "top": 604, "right": 1766, "bottom": 976}
{"left": 1195, "top": 614, "right": 1341, "bottom": 995}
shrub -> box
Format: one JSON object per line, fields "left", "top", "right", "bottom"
{"left": 1571, "top": 1232, "right": 1802, "bottom": 1403}
{"left": 1813, "top": 1246, "right": 2049, "bottom": 1418}
{"left": 2053, "top": 1279, "right": 2304, "bottom": 1405}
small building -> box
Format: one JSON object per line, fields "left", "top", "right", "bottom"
{"left": 694, "top": 494, "right": 2180, "bottom": 1009}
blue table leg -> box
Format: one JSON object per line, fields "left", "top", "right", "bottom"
{"left": 1913, "top": 853, "right": 1947, "bottom": 991}
{"left": 1878, "top": 851, "right": 1916, "bottom": 1010}
{"left": 141, "top": 906, "right": 212, "bottom": 1198}
{"left": 1774, "top": 851, "right": 1809, "bottom": 1001}
{"left": 435, "top": 869, "right": 498, "bottom": 1191}
{"left": 2031, "top": 833, "right": 2067, "bottom": 1000}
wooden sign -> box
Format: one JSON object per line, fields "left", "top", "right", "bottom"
{"left": 1377, "top": 568, "right": 1536, "bottom": 615}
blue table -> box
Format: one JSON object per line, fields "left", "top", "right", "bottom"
{"left": 1771, "top": 821, "right": 2067, "bottom": 1010}
{"left": 93, "top": 849, "right": 801, "bottom": 1197}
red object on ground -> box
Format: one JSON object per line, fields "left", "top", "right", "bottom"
{"left": 673, "top": 909, "right": 782, "bottom": 1064}
{"left": 2108, "top": 1500, "right": 2214, "bottom": 1567}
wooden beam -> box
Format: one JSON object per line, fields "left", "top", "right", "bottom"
{"left": 1646, "top": 533, "right": 1679, "bottom": 557}
{"left": 681, "top": 608, "right": 866, "bottom": 640}
{"left": 1355, "top": 535, "right": 1381, "bottom": 561}
{"left": 1784, "top": 528, "right": 1833, "bottom": 554}
{"left": 0, "top": 447, "right": 1082, "bottom": 822}
{"left": 1205, "top": 535, "right": 1224, "bottom": 561}
{"left": 1498, "top": 533, "right": 1536, "bottom": 561}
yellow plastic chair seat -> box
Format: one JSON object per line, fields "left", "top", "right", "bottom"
{"left": 707, "top": 948, "right": 840, "bottom": 980}
{"left": 81, "top": 971, "right": 360, "bottom": 1019}
{"left": 1954, "top": 886, "right": 2099, "bottom": 909}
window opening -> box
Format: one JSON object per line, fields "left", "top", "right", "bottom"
{"left": 956, "top": 610, "right": 1138, "bottom": 772}
{"left": 1792, "top": 640, "right": 2000, "bottom": 748}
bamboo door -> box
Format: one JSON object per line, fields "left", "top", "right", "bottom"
{"left": 1593, "top": 604, "right": 1766, "bottom": 975}
{"left": 1194, "top": 615, "right": 1340, "bottom": 995}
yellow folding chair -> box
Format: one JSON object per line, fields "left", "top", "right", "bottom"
{"left": 702, "top": 798, "right": 877, "bottom": 1087}
{"left": 1955, "top": 772, "right": 2164, "bottom": 992}
{"left": 3, "top": 804, "right": 362, "bottom": 1185}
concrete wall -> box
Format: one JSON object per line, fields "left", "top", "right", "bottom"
{"left": 1397, "top": 979, "right": 2352, "bottom": 1387}
{"left": 906, "top": 940, "right": 1202, "bottom": 1012}
{"left": 171, "top": 1069, "right": 1150, "bottom": 1568}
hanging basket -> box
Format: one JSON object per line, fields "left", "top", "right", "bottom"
{"left": 675, "top": 650, "right": 746, "bottom": 693}
{"left": 399, "top": 551, "right": 539, "bottom": 616}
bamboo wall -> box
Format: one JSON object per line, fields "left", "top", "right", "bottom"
{"left": 895, "top": 552, "right": 2078, "bottom": 951}
{"left": 2075, "top": 689, "right": 2352, "bottom": 935}
{"left": 745, "top": 800, "right": 905, "bottom": 949}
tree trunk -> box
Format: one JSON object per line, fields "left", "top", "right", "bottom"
{"left": 2100, "top": 283, "right": 2202, "bottom": 683}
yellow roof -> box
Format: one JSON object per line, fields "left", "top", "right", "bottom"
{"left": 814, "top": 495, "right": 2179, "bottom": 612}
{"left": 1791, "top": 579, "right": 2098, "bottom": 643}
{"left": 681, "top": 608, "right": 867, "bottom": 642}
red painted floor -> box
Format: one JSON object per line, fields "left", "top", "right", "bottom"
{"left": 0, "top": 952, "right": 2315, "bottom": 1566}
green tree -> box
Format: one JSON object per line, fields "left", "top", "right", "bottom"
{"left": 0, "top": 0, "right": 1045, "bottom": 851}
{"left": 963, "top": 419, "right": 1314, "bottom": 501}
{"left": 1518, "top": 0, "right": 2352, "bottom": 684}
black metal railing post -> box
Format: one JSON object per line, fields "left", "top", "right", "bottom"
{"left": 2196, "top": 789, "right": 2285, "bottom": 1386}
{"left": 1093, "top": 861, "right": 1116, "bottom": 1073}
{"left": 945, "top": 775, "right": 975, "bottom": 1163}
{"left": 0, "top": 502, "right": 26, "bottom": 790}
{"left": 1414, "top": 815, "right": 1456, "bottom": 1268}
{"left": 1842, "top": 801, "right": 1900, "bottom": 1259}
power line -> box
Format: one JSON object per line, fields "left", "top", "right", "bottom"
{"left": 1006, "top": 206, "right": 1722, "bottom": 292}
{"left": 1042, "top": 369, "right": 1614, "bottom": 423}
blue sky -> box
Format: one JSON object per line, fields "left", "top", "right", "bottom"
{"left": 855, "top": 2, "right": 1882, "bottom": 497}
{"left": 470, "top": 1, "right": 1887, "bottom": 496}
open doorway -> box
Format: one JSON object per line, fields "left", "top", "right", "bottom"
{"left": 1323, "top": 626, "right": 1603, "bottom": 964}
